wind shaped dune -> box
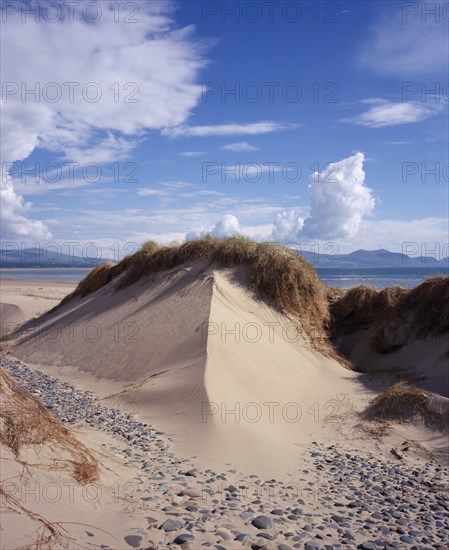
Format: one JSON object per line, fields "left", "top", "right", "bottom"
{"left": 330, "top": 277, "right": 449, "bottom": 397}
{"left": 9, "top": 238, "right": 449, "bottom": 475}
{"left": 11, "top": 238, "right": 366, "bottom": 476}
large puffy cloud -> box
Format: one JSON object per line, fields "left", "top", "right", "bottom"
{"left": 271, "top": 153, "right": 375, "bottom": 243}
{"left": 271, "top": 210, "right": 304, "bottom": 243}
{"left": 301, "top": 153, "right": 375, "bottom": 239}
{"left": 210, "top": 214, "right": 241, "bottom": 237}
{"left": 1, "top": 0, "right": 206, "bottom": 239}
{"left": 0, "top": 174, "right": 51, "bottom": 240}
{"left": 186, "top": 214, "right": 241, "bottom": 240}
{"left": 190, "top": 154, "right": 374, "bottom": 246}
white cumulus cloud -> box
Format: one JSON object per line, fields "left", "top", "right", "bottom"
{"left": 271, "top": 210, "right": 304, "bottom": 243}
{"left": 0, "top": 173, "right": 51, "bottom": 240}
{"left": 270, "top": 154, "right": 375, "bottom": 243}
{"left": 185, "top": 214, "right": 241, "bottom": 240}
{"left": 210, "top": 214, "right": 241, "bottom": 237}
{"left": 301, "top": 152, "right": 375, "bottom": 239}
{"left": 1, "top": 0, "right": 206, "bottom": 239}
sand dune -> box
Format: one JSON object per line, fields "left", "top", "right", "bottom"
{"left": 0, "top": 365, "right": 156, "bottom": 550}
{"left": 10, "top": 255, "right": 448, "bottom": 477}
{"left": 0, "top": 302, "right": 25, "bottom": 336}
{"left": 331, "top": 281, "right": 449, "bottom": 397}
{"left": 9, "top": 261, "right": 367, "bottom": 477}
{"left": 2, "top": 240, "right": 449, "bottom": 548}
{"left": 0, "top": 279, "right": 76, "bottom": 337}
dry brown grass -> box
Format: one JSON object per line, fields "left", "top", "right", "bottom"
{"left": 0, "top": 367, "right": 98, "bottom": 483}
{"left": 363, "top": 381, "right": 449, "bottom": 432}
{"left": 330, "top": 285, "right": 408, "bottom": 333}
{"left": 330, "top": 276, "right": 449, "bottom": 352}
{"left": 404, "top": 275, "right": 449, "bottom": 338}
{"left": 325, "top": 286, "right": 346, "bottom": 306}
{"left": 353, "top": 420, "right": 392, "bottom": 439}
{"left": 0, "top": 484, "right": 70, "bottom": 549}
{"left": 54, "top": 236, "right": 349, "bottom": 361}
{"left": 72, "top": 462, "right": 99, "bottom": 484}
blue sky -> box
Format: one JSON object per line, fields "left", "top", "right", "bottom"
{"left": 1, "top": 0, "right": 448, "bottom": 259}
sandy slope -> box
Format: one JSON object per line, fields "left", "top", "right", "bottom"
{"left": 9, "top": 263, "right": 363, "bottom": 478}
{"left": 3, "top": 265, "right": 449, "bottom": 548}
{"left": 0, "top": 302, "right": 24, "bottom": 336}
{"left": 0, "top": 428, "right": 157, "bottom": 550}
{"left": 335, "top": 326, "right": 449, "bottom": 397}
{"left": 0, "top": 364, "right": 161, "bottom": 550}
{"left": 203, "top": 269, "right": 367, "bottom": 475}
{"left": 0, "top": 279, "right": 76, "bottom": 336}
{"left": 10, "top": 262, "right": 448, "bottom": 480}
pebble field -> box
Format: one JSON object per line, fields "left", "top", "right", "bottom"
{"left": 1, "top": 356, "right": 448, "bottom": 550}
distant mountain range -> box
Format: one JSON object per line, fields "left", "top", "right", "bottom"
{"left": 299, "top": 248, "right": 449, "bottom": 269}
{"left": 0, "top": 248, "right": 109, "bottom": 268}
{"left": 0, "top": 246, "right": 448, "bottom": 270}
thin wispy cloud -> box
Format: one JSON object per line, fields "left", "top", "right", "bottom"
{"left": 62, "top": 133, "right": 139, "bottom": 164}
{"left": 344, "top": 101, "right": 442, "bottom": 128}
{"left": 180, "top": 151, "right": 205, "bottom": 157}
{"left": 163, "top": 121, "right": 297, "bottom": 138}
{"left": 137, "top": 188, "right": 171, "bottom": 197}
{"left": 360, "top": 3, "right": 448, "bottom": 77}
{"left": 380, "top": 141, "right": 412, "bottom": 145}
{"left": 221, "top": 142, "right": 260, "bottom": 152}
{"left": 136, "top": 181, "right": 226, "bottom": 201}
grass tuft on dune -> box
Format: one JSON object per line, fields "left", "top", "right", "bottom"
{"left": 363, "top": 381, "right": 449, "bottom": 433}
{"left": 0, "top": 366, "right": 98, "bottom": 483}
{"left": 330, "top": 276, "right": 449, "bottom": 352}
{"left": 57, "top": 236, "right": 346, "bottom": 361}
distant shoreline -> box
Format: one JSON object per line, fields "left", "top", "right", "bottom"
{"left": 1, "top": 265, "right": 447, "bottom": 270}
{"left": 0, "top": 266, "right": 95, "bottom": 270}
{"left": 0, "top": 266, "right": 447, "bottom": 289}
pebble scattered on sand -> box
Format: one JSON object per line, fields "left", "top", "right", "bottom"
{"left": 2, "top": 357, "right": 449, "bottom": 549}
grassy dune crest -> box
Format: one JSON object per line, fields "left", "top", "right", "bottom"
{"left": 363, "top": 381, "right": 449, "bottom": 433}
{"left": 59, "top": 236, "right": 342, "bottom": 359}
{"left": 331, "top": 276, "right": 449, "bottom": 352}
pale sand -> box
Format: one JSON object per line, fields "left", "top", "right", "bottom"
{"left": 0, "top": 279, "right": 76, "bottom": 336}
{"left": 2, "top": 267, "right": 449, "bottom": 549}
{"left": 0, "top": 427, "right": 158, "bottom": 550}
{"left": 337, "top": 327, "right": 449, "bottom": 397}
{"left": 7, "top": 263, "right": 363, "bottom": 478}
{"left": 8, "top": 263, "right": 448, "bottom": 477}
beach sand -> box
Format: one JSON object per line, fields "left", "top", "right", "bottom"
{"left": 0, "top": 279, "right": 76, "bottom": 336}
{"left": 3, "top": 265, "right": 392, "bottom": 475}
{"left": 1, "top": 264, "right": 448, "bottom": 549}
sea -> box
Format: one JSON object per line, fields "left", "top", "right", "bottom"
{"left": 315, "top": 267, "right": 448, "bottom": 288}
{"left": 0, "top": 266, "right": 447, "bottom": 288}
{"left": 0, "top": 268, "right": 92, "bottom": 283}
